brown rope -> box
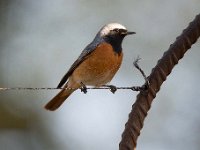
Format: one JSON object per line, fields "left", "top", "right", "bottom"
{"left": 119, "top": 14, "right": 200, "bottom": 150}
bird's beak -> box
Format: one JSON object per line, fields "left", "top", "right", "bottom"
{"left": 126, "top": 31, "right": 136, "bottom": 35}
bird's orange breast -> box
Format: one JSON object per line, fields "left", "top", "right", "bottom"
{"left": 71, "top": 43, "right": 123, "bottom": 86}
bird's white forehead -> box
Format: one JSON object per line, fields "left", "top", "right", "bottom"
{"left": 100, "top": 23, "right": 127, "bottom": 36}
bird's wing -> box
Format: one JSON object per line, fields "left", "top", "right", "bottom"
{"left": 57, "top": 39, "right": 103, "bottom": 88}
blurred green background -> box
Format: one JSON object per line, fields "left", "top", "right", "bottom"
{"left": 0, "top": 0, "right": 200, "bottom": 150}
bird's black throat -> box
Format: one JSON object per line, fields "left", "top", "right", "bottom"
{"left": 104, "top": 35, "right": 125, "bottom": 54}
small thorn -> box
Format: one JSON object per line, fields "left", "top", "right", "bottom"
{"left": 133, "top": 56, "right": 141, "bottom": 67}
{"left": 130, "top": 86, "right": 140, "bottom": 91}
{"left": 145, "top": 80, "right": 150, "bottom": 89}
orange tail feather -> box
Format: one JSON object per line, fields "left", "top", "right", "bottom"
{"left": 44, "top": 89, "right": 73, "bottom": 111}
{"left": 45, "top": 82, "right": 80, "bottom": 111}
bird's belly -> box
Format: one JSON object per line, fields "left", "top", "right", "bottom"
{"left": 72, "top": 43, "right": 123, "bottom": 86}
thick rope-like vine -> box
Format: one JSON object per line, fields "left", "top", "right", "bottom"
{"left": 119, "top": 14, "right": 200, "bottom": 150}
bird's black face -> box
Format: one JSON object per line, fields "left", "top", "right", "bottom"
{"left": 104, "top": 28, "right": 135, "bottom": 53}
{"left": 107, "top": 28, "right": 135, "bottom": 39}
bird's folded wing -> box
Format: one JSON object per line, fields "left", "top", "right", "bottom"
{"left": 57, "top": 39, "right": 103, "bottom": 88}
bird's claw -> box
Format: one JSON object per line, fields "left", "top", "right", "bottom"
{"left": 80, "top": 82, "right": 87, "bottom": 94}
{"left": 109, "top": 85, "right": 117, "bottom": 93}
{"left": 104, "top": 85, "right": 117, "bottom": 94}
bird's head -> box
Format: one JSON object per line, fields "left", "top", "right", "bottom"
{"left": 96, "top": 23, "right": 135, "bottom": 53}
{"left": 99, "top": 23, "right": 135, "bottom": 38}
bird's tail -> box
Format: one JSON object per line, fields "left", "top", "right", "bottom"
{"left": 45, "top": 82, "right": 80, "bottom": 111}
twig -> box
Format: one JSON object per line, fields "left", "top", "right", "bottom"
{"left": 133, "top": 56, "right": 149, "bottom": 85}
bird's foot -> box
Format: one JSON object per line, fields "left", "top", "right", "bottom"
{"left": 103, "top": 85, "right": 117, "bottom": 94}
{"left": 80, "top": 82, "right": 87, "bottom": 94}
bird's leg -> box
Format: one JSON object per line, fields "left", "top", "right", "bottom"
{"left": 132, "top": 56, "right": 149, "bottom": 91}
{"left": 102, "top": 85, "right": 117, "bottom": 94}
{"left": 80, "top": 82, "right": 87, "bottom": 94}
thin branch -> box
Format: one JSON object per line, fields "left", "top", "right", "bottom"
{"left": 0, "top": 86, "right": 144, "bottom": 91}
{"left": 119, "top": 14, "right": 200, "bottom": 150}
{"left": 0, "top": 57, "right": 149, "bottom": 93}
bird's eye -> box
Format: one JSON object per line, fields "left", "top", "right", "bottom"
{"left": 113, "top": 28, "right": 119, "bottom": 33}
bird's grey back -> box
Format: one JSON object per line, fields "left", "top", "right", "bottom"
{"left": 57, "top": 33, "right": 105, "bottom": 88}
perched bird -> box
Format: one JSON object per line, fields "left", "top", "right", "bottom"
{"left": 45, "top": 23, "right": 135, "bottom": 111}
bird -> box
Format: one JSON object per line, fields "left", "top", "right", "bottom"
{"left": 45, "top": 23, "right": 135, "bottom": 111}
